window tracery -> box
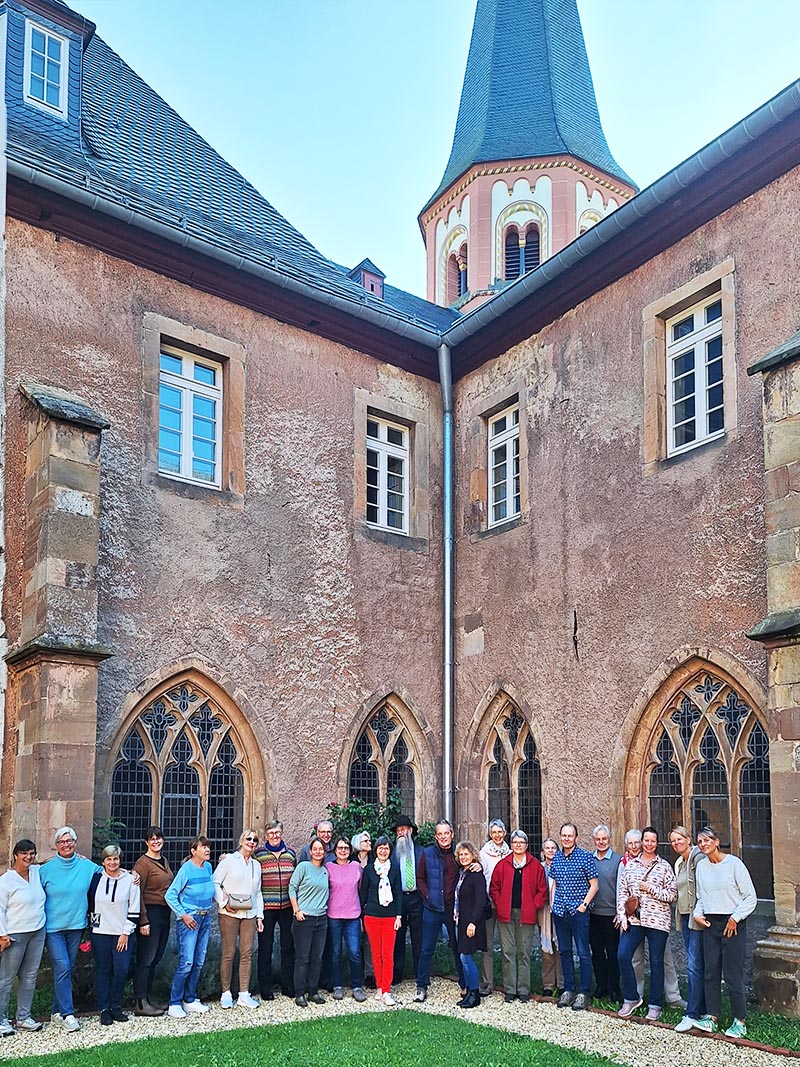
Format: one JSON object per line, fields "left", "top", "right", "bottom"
{"left": 348, "top": 703, "right": 418, "bottom": 817}
{"left": 485, "top": 701, "right": 542, "bottom": 853}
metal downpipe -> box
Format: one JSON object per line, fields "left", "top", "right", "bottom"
{"left": 438, "top": 342, "right": 455, "bottom": 824}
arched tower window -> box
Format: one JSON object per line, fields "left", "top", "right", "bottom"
{"left": 483, "top": 699, "right": 542, "bottom": 854}
{"left": 522, "top": 225, "right": 540, "bottom": 273}
{"left": 458, "top": 245, "right": 468, "bottom": 297}
{"left": 642, "top": 667, "right": 772, "bottom": 897}
{"left": 110, "top": 680, "right": 248, "bottom": 870}
{"left": 446, "top": 253, "right": 461, "bottom": 304}
{"left": 504, "top": 226, "right": 521, "bottom": 281}
{"left": 347, "top": 700, "right": 419, "bottom": 818}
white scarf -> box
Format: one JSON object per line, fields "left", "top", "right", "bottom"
{"left": 374, "top": 858, "right": 393, "bottom": 907}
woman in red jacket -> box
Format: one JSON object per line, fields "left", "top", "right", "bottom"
{"left": 489, "top": 830, "right": 547, "bottom": 1003}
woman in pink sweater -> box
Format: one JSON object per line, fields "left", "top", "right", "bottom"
{"left": 326, "top": 838, "right": 365, "bottom": 1001}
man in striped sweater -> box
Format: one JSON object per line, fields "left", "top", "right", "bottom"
{"left": 255, "top": 821, "right": 297, "bottom": 999}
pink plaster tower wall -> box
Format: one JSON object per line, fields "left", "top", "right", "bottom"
{"left": 421, "top": 157, "right": 637, "bottom": 313}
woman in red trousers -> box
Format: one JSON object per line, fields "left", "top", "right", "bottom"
{"left": 359, "top": 836, "right": 402, "bottom": 1007}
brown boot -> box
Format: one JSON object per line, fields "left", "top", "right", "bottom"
{"left": 134, "top": 999, "right": 163, "bottom": 1017}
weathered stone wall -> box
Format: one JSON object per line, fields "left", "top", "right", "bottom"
{"left": 2, "top": 218, "right": 444, "bottom": 853}
{"left": 452, "top": 165, "right": 800, "bottom": 845}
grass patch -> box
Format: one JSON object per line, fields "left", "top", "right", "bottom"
{"left": 8, "top": 1011, "right": 620, "bottom": 1067}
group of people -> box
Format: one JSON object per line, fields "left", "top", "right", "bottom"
{"left": 0, "top": 814, "right": 757, "bottom": 1040}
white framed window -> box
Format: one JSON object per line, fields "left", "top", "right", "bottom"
{"left": 488, "top": 403, "right": 520, "bottom": 526}
{"left": 24, "top": 21, "right": 68, "bottom": 119}
{"left": 666, "top": 293, "right": 724, "bottom": 456}
{"left": 366, "top": 416, "right": 409, "bottom": 533}
{"left": 158, "top": 347, "right": 222, "bottom": 488}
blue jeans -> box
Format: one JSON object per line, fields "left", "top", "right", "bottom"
{"left": 169, "top": 913, "right": 211, "bottom": 1006}
{"left": 416, "top": 907, "right": 464, "bottom": 990}
{"left": 618, "top": 925, "right": 668, "bottom": 1007}
{"left": 47, "top": 929, "right": 83, "bottom": 1016}
{"left": 460, "top": 952, "right": 479, "bottom": 989}
{"left": 680, "top": 918, "right": 706, "bottom": 1020}
{"left": 328, "top": 918, "right": 363, "bottom": 989}
{"left": 553, "top": 910, "right": 592, "bottom": 994}
{"left": 91, "top": 932, "right": 133, "bottom": 1012}
{"left": 0, "top": 928, "right": 45, "bottom": 1021}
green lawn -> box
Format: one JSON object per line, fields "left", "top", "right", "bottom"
{"left": 7, "top": 1012, "right": 618, "bottom": 1067}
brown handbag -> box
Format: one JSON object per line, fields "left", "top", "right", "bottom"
{"left": 624, "top": 895, "right": 639, "bottom": 917}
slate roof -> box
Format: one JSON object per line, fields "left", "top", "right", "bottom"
{"left": 6, "top": 22, "right": 452, "bottom": 331}
{"left": 424, "top": 0, "right": 635, "bottom": 212}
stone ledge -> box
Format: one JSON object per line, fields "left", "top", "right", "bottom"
{"left": 5, "top": 634, "right": 114, "bottom": 666}
{"left": 749, "top": 330, "right": 800, "bottom": 376}
{"left": 747, "top": 609, "right": 800, "bottom": 644}
{"left": 20, "top": 381, "right": 110, "bottom": 431}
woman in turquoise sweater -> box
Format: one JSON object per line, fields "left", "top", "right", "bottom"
{"left": 289, "top": 837, "right": 330, "bottom": 1007}
{"left": 164, "top": 836, "right": 215, "bottom": 1018}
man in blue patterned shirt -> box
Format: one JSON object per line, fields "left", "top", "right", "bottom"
{"left": 550, "top": 823, "right": 599, "bottom": 1011}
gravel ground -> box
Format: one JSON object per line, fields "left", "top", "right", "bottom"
{"left": 0, "top": 981, "right": 794, "bottom": 1066}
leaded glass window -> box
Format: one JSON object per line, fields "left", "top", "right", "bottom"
{"left": 644, "top": 668, "right": 772, "bottom": 896}
{"left": 347, "top": 703, "right": 418, "bottom": 817}
{"left": 484, "top": 699, "right": 542, "bottom": 853}
{"left": 109, "top": 680, "right": 246, "bottom": 869}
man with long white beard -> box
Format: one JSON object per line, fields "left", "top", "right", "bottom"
{"left": 392, "top": 816, "right": 422, "bottom": 986}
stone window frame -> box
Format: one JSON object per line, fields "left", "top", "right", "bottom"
{"left": 465, "top": 380, "right": 529, "bottom": 539}
{"left": 24, "top": 19, "right": 69, "bottom": 120}
{"left": 487, "top": 401, "right": 521, "bottom": 527}
{"left": 483, "top": 693, "right": 543, "bottom": 855}
{"left": 143, "top": 313, "right": 245, "bottom": 508}
{"left": 347, "top": 696, "right": 420, "bottom": 820}
{"left": 366, "top": 414, "right": 410, "bottom": 534}
{"left": 642, "top": 258, "right": 736, "bottom": 474}
{"left": 354, "top": 388, "right": 431, "bottom": 550}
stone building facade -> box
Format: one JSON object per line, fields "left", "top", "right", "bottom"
{"left": 3, "top": 0, "right": 800, "bottom": 1014}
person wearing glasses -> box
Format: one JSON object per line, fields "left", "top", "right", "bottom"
{"left": 289, "top": 837, "right": 330, "bottom": 1007}
{"left": 132, "top": 826, "right": 173, "bottom": 1016}
{"left": 214, "top": 830, "right": 265, "bottom": 1009}
{"left": 415, "top": 820, "right": 465, "bottom": 1003}
{"left": 165, "top": 836, "right": 215, "bottom": 1018}
{"left": 0, "top": 840, "right": 46, "bottom": 1035}
{"left": 327, "top": 837, "right": 366, "bottom": 1001}
{"left": 255, "top": 821, "right": 296, "bottom": 1000}
{"left": 359, "top": 836, "right": 403, "bottom": 1007}
{"left": 691, "top": 825, "right": 757, "bottom": 1039}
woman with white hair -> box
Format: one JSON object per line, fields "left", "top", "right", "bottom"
{"left": 88, "top": 845, "right": 141, "bottom": 1025}
{"left": 478, "top": 819, "right": 509, "bottom": 995}
{"left": 489, "top": 829, "right": 548, "bottom": 1003}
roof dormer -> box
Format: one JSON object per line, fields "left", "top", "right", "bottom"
{"left": 348, "top": 258, "right": 386, "bottom": 299}
{"left": 6, "top": 0, "right": 94, "bottom": 145}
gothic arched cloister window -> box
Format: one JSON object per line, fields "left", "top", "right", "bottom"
{"left": 110, "top": 680, "right": 246, "bottom": 870}
{"left": 485, "top": 701, "right": 542, "bottom": 854}
{"left": 348, "top": 702, "right": 418, "bottom": 818}
{"left": 645, "top": 669, "right": 772, "bottom": 898}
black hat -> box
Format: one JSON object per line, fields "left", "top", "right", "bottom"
{"left": 394, "top": 815, "right": 417, "bottom": 833}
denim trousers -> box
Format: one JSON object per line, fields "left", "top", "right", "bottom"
{"left": 553, "top": 910, "right": 592, "bottom": 994}
{"left": 46, "top": 928, "right": 83, "bottom": 1016}
{"left": 460, "top": 951, "right": 479, "bottom": 989}
{"left": 257, "top": 907, "right": 295, "bottom": 996}
{"left": 0, "top": 927, "right": 45, "bottom": 1021}
{"left": 91, "top": 932, "right": 133, "bottom": 1012}
{"left": 133, "top": 903, "right": 171, "bottom": 1000}
{"left": 680, "top": 917, "right": 706, "bottom": 1020}
{"left": 416, "top": 907, "right": 465, "bottom": 989}
{"left": 328, "top": 917, "right": 363, "bottom": 988}
{"left": 618, "top": 924, "right": 668, "bottom": 1007}
{"left": 169, "top": 913, "right": 211, "bottom": 1006}
{"left": 292, "top": 914, "right": 327, "bottom": 997}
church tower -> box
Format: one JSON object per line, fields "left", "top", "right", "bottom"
{"left": 421, "top": 0, "right": 637, "bottom": 310}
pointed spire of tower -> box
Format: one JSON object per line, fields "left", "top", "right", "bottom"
{"left": 427, "top": 0, "right": 632, "bottom": 210}
{"left": 420, "top": 0, "right": 636, "bottom": 309}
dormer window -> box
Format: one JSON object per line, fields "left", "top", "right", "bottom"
{"left": 24, "top": 21, "right": 68, "bottom": 119}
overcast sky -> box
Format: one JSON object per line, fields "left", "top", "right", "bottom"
{"left": 75, "top": 1, "right": 800, "bottom": 298}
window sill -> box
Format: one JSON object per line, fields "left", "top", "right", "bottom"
{"left": 144, "top": 470, "right": 243, "bottom": 509}
{"left": 659, "top": 431, "right": 728, "bottom": 470}
{"left": 472, "top": 514, "right": 524, "bottom": 542}
{"left": 359, "top": 524, "right": 429, "bottom": 553}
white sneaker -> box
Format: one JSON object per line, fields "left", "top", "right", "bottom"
{"left": 237, "top": 993, "right": 259, "bottom": 1009}
{"left": 50, "top": 1013, "right": 63, "bottom": 1025}
{"left": 383, "top": 992, "right": 397, "bottom": 1007}
{"left": 167, "top": 1004, "right": 187, "bottom": 1019}
{"left": 182, "top": 1000, "right": 209, "bottom": 1014}
{"left": 674, "top": 1015, "right": 694, "bottom": 1033}
{"left": 62, "top": 1015, "right": 81, "bottom": 1033}
{"left": 15, "top": 1018, "right": 43, "bottom": 1032}
{"left": 220, "top": 991, "right": 234, "bottom": 1009}
{"left": 375, "top": 989, "right": 383, "bottom": 1001}
{"left": 0, "top": 1019, "right": 15, "bottom": 1037}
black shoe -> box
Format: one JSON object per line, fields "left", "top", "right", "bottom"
{"left": 456, "top": 992, "right": 471, "bottom": 1007}
{"left": 295, "top": 995, "right": 308, "bottom": 1008}
{"left": 557, "top": 991, "right": 576, "bottom": 1008}
{"left": 542, "top": 989, "right": 553, "bottom": 997}
{"left": 519, "top": 994, "right": 530, "bottom": 1004}
{"left": 504, "top": 993, "right": 516, "bottom": 1003}
{"left": 459, "top": 990, "right": 480, "bottom": 1009}
{"left": 281, "top": 988, "right": 294, "bottom": 998}
{"left": 571, "top": 993, "right": 591, "bottom": 1011}
{"left": 309, "top": 992, "right": 326, "bottom": 1005}
{"left": 111, "top": 1008, "right": 129, "bottom": 1022}
{"left": 365, "top": 976, "right": 377, "bottom": 989}
{"left": 261, "top": 991, "right": 274, "bottom": 1001}
{"left": 100, "top": 1010, "right": 114, "bottom": 1026}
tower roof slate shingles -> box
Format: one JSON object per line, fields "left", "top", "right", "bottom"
{"left": 424, "top": 0, "right": 634, "bottom": 212}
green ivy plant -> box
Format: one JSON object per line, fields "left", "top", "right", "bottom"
{"left": 323, "top": 790, "right": 435, "bottom": 847}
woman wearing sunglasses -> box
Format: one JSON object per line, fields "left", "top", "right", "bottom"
{"left": 213, "top": 830, "right": 264, "bottom": 1009}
